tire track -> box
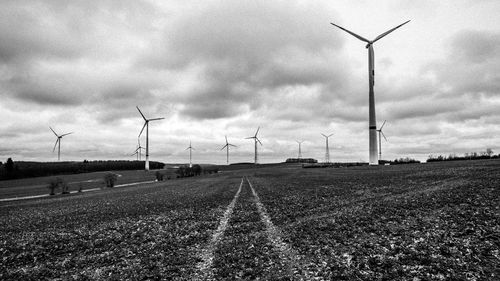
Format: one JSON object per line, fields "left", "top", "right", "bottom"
{"left": 192, "top": 178, "right": 243, "bottom": 280}
{"left": 246, "top": 176, "right": 310, "bottom": 280}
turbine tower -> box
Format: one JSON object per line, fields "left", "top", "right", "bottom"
{"left": 321, "top": 133, "right": 333, "bottom": 163}
{"left": 296, "top": 140, "right": 304, "bottom": 159}
{"left": 50, "top": 127, "right": 73, "bottom": 161}
{"left": 186, "top": 140, "right": 194, "bottom": 168}
{"left": 221, "top": 135, "right": 237, "bottom": 164}
{"left": 330, "top": 20, "right": 410, "bottom": 165}
{"left": 245, "top": 127, "right": 262, "bottom": 164}
{"left": 137, "top": 106, "right": 164, "bottom": 171}
{"left": 377, "top": 120, "right": 387, "bottom": 161}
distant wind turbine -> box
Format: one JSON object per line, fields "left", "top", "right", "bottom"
{"left": 330, "top": 20, "right": 410, "bottom": 165}
{"left": 321, "top": 133, "right": 333, "bottom": 163}
{"left": 50, "top": 127, "right": 73, "bottom": 161}
{"left": 131, "top": 139, "right": 145, "bottom": 160}
{"left": 221, "top": 136, "right": 237, "bottom": 165}
{"left": 186, "top": 140, "right": 194, "bottom": 168}
{"left": 245, "top": 127, "right": 262, "bottom": 164}
{"left": 377, "top": 120, "right": 387, "bottom": 161}
{"left": 296, "top": 140, "right": 304, "bottom": 159}
{"left": 137, "top": 106, "right": 164, "bottom": 171}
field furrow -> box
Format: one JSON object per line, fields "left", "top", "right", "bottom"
{"left": 210, "top": 177, "right": 289, "bottom": 280}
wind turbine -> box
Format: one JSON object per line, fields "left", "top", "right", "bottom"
{"left": 50, "top": 127, "right": 73, "bottom": 161}
{"left": 186, "top": 140, "right": 194, "bottom": 168}
{"left": 221, "top": 136, "right": 237, "bottom": 164}
{"left": 321, "top": 133, "right": 334, "bottom": 163}
{"left": 377, "top": 120, "right": 387, "bottom": 161}
{"left": 137, "top": 106, "right": 164, "bottom": 171}
{"left": 131, "top": 148, "right": 139, "bottom": 160}
{"left": 296, "top": 140, "right": 304, "bottom": 159}
{"left": 330, "top": 20, "right": 410, "bottom": 165}
{"left": 132, "top": 139, "right": 145, "bottom": 160}
{"left": 245, "top": 127, "right": 262, "bottom": 164}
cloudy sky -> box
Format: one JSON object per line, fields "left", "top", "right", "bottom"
{"left": 1, "top": 0, "right": 499, "bottom": 164}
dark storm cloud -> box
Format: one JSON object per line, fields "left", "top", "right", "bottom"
{"left": 0, "top": 0, "right": 159, "bottom": 110}
{"left": 451, "top": 30, "right": 500, "bottom": 64}
{"left": 433, "top": 30, "right": 500, "bottom": 98}
{"left": 0, "top": 2, "right": 86, "bottom": 63}
{"left": 388, "top": 96, "right": 464, "bottom": 120}
{"left": 137, "top": 1, "right": 350, "bottom": 121}
{"left": 375, "top": 29, "right": 500, "bottom": 123}
{"left": 4, "top": 75, "right": 84, "bottom": 106}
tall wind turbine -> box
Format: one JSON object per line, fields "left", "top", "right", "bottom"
{"left": 377, "top": 120, "right": 387, "bottom": 161}
{"left": 296, "top": 140, "right": 304, "bottom": 159}
{"left": 330, "top": 20, "right": 410, "bottom": 165}
{"left": 245, "top": 127, "right": 262, "bottom": 164}
{"left": 186, "top": 140, "right": 194, "bottom": 168}
{"left": 50, "top": 127, "right": 73, "bottom": 161}
{"left": 321, "top": 133, "right": 334, "bottom": 163}
{"left": 221, "top": 135, "right": 237, "bottom": 164}
{"left": 137, "top": 106, "right": 164, "bottom": 171}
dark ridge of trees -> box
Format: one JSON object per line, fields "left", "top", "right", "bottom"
{"left": 285, "top": 158, "right": 318, "bottom": 163}
{"left": 427, "top": 149, "right": 498, "bottom": 162}
{"left": 176, "top": 164, "right": 218, "bottom": 178}
{"left": 303, "top": 162, "right": 368, "bottom": 168}
{"left": 379, "top": 157, "right": 421, "bottom": 165}
{"left": 0, "top": 159, "right": 165, "bottom": 180}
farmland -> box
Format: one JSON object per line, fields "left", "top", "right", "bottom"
{"left": 1, "top": 160, "right": 499, "bottom": 280}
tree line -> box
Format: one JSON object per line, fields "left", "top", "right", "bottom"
{"left": 175, "top": 164, "right": 219, "bottom": 178}
{"left": 427, "top": 149, "right": 498, "bottom": 162}
{"left": 0, "top": 159, "right": 165, "bottom": 180}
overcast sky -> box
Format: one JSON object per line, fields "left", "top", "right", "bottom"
{"left": 1, "top": 0, "right": 499, "bottom": 164}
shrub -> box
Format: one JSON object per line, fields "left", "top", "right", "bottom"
{"left": 104, "top": 173, "right": 118, "bottom": 188}
{"left": 48, "top": 177, "right": 68, "bottom": 195}
{"left": 155, "top": 171, "right": 164, "bottom": 181}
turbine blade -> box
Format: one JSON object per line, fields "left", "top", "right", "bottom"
{"left": 255, "top": 126, "right": 260, "bottom": 137}
{"left": 60, "top": 132, "right": 73, "bottom": 137}
{"left": 225, "top": 135, "right": 228, "bottom": 143}
{"left": 49, "top": 126, "right": 58, "bottom": 137}
{"left": 257, "top": 138, "right": 262, "bottom": 145}
{"left": 381, "top": 131, "right": 388, "bottom": 141}
{"left": 52, "top": 139, "right": 59, "bottom": 152}
{"left": 229, "top": 144, "right": 237, "bottom": 147}
{"left": 221, "top": 144, "right": 228, "bottom": 150}
{"left": 372, "top": 20, "right": 410, "bottom": 44}
{"left": 245, "top": 136, "right": 254, "bottom": 139}
{"left": 380, "top": 120, "right": 386, "bottom": 130}
{"left": 136, "top": 106, "right": 147, "bottom": 121}
{"left": 321, "top": 133, "right": 327, "bottom": 138}
{"left": 328, "top": 134, "right": 334, "bottom": 137}
{"left": 138, "top": 122, "right": 147, "bottom": 137}
{"left": 149, "top": 117, "right": 164, "bottom": 121}
{"left": 330, "top": 22, "right": 370, "bottom": 43}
